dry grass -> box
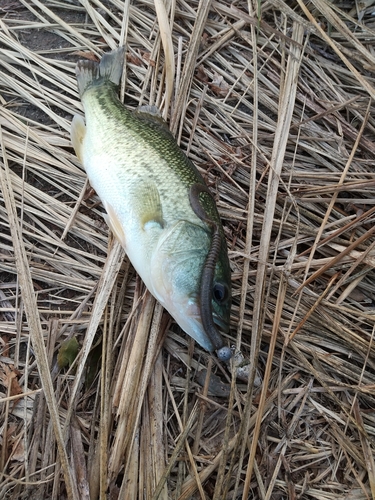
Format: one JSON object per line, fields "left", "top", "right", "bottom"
{"left": 1, "top": 0, "right": 375, "bottom": 499}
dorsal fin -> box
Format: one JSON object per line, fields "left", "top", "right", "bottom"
{"left": 134, "top": 105, "right": 172, "bottom": 135}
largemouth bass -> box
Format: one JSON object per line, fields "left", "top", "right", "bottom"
{"left": 71, "top": 47, "right": 232, "bottom": 360}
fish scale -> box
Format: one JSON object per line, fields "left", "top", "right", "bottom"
{"left": 71, "top": 47, "right": 232, "bottom": 359}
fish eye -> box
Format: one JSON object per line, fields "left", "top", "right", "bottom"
{"left": 213, "top": 283, "right": 229, "bottom": 304}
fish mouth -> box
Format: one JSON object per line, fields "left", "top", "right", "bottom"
{"left": 213, "top": 312, "right": 230, "bottom": 334}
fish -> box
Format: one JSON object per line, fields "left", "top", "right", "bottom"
{"left": 71, "top": 47, "right": 232, "bottom": 360}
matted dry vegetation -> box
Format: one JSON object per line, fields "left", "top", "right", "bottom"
{"left": 1, "top": 0, "right": 375, "bottom": 499}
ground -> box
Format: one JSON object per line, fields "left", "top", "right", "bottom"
{"left": 1, "top": 1, "right": 375, "bottom": 499}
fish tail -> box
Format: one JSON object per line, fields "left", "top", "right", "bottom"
{"left": 75, "top": 47, "right": 125, "bottom": 97}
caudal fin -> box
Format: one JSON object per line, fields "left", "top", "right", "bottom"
{"left": 75, "top": 47, "right": 125, "bottom": 97}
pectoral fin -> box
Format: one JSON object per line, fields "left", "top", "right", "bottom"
{"left": 103, "top": 201, "right": 127, "bottom": 248}
{"left": 102, "top": 182, "right": 163, "bottom": 251}
{"left": 71, "top": 114, "right": 86, "bottom": 163}
{"left": 132, "top": 182, "right": 164, "bottom": 231}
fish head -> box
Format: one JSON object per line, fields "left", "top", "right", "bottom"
{"left": 150, "top": 220, "right": 231, "bottom": 353}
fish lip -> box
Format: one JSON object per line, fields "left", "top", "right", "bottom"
{"left": 213, "top": 313, "right": 230, "bottom": 334}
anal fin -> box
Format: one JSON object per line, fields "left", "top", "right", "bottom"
{"left": 103, "top": 201, "right": 127, "bottom": 249}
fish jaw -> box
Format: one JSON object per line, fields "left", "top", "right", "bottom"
{"left": 152, "top": 277, "right": 217, "bottom": 353}
{"left": 170, "top": 301, "right": 217, "bottom": 353}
